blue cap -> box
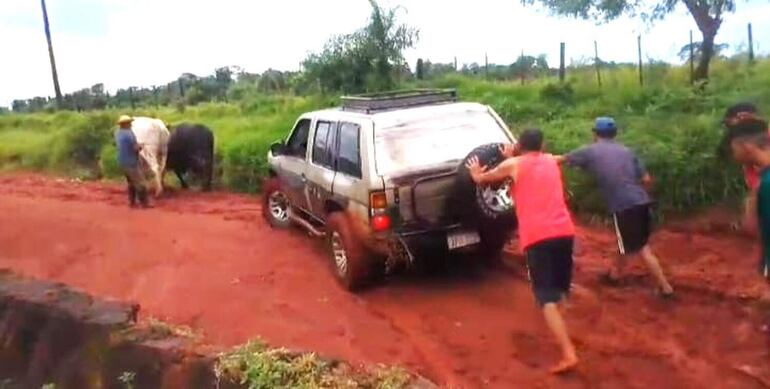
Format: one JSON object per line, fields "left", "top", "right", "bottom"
{"left": 593, "top": 117, "right": 617, "bottom": 133}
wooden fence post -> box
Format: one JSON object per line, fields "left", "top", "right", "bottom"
{"left": 637, "top": 35, "right": 643, "bottom": 86}
{"left": 748, "top": 23, "right": 755, "bottom": 63}
{"left": 559, "top": 42, "right": 566, "bottom": 82}
{"left": 689, "top": 30, "right": 695, "bottom": 85}
{"left": 594, "top": 40, "right": 602, "bottom": 87}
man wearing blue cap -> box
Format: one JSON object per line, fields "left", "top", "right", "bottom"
{"left": 558, "top": 117, "right": 674, "bottom": 298}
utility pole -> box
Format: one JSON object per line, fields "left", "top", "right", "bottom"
{"left": 40, "top": 0, "right": 62, "bottom": 109}
{"left": 484, "top": 52, "right": 489, "bottom": 78}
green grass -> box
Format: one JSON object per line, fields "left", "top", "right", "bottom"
{"left": 215, "top": 340, "right": 412, "bottom": 389}
{"left": 1, "top": 58, "right": 769, "bottom": 216}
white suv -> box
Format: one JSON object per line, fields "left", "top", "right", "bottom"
{"left": 263, "top": 90, "right": 518, "bottom": 290}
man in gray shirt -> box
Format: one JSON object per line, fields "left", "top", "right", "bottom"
{"left": 559, "top": 117, "right": 674, "bottom": 298}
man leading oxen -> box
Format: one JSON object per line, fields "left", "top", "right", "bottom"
{"left": 165, "top": 123, "right": 215, "bottom": 191}
{"left": 131, "top": 116, "right": 170, "bottom": 196}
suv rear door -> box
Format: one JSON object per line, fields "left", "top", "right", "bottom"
{"left": 305, "top": 119, "right": 338, "bottom": 220}
{"left": 305, "top": 117, "right": 370, "bottom": 221}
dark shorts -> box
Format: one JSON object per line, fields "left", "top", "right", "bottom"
{"left": 613, "top": 204, "right": 652, "bottom": 255}
{"left": 525, "top": 237, "right": 574, "bottom": 306}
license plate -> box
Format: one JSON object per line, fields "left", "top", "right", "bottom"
{"left": 447, "top": 230, "right": 481, "bottom": 250}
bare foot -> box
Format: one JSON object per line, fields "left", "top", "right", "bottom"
{"left": 550, "top": 354, "right": 578, "bottom": 374}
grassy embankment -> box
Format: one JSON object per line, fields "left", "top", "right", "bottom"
{"left": 2, "top": 58, "right": 770, "bottom": 216}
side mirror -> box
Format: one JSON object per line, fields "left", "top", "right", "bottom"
{"left": 270, "top": 141, "right": 287, "bottom": 156}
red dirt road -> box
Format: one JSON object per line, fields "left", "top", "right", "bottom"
{"left": 1, "top": 173, "right": 768, "bottom": 388}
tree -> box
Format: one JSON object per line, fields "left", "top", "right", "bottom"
{"left": 678, "top": 41, "right": 729, "bottom": 62}
{"left": 416, "top": 58, "right": 424, "bottom": 80}
{"left": 301, "top": 0, "right": 418, "bottom": 93}
{"left": 522, "top": 0, "right": 740, "bottom": 80}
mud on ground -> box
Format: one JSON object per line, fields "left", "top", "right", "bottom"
{"left": 0, "top": 173, "right": 768, "bottom": 388}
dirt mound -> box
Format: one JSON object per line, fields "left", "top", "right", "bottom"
{"left": 0, "top": 270, "right": 224, "bottom": 388}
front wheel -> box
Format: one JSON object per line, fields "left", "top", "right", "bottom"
{"left": 326, "top": 212, "right": 371, "bottom": 291}
{"left": 262, "top": 177, "right": 291, "bottom": 229}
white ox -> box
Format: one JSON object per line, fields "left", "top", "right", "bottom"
{"left": 131, "top": 117, "right": 170, "bottom": 196}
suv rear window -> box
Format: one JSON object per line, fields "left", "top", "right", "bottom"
{"left": 312, "top": 121, "right": 335, "bottom": 168}
{"left": 374, "top": 110, "right": 509, "bottom": 175}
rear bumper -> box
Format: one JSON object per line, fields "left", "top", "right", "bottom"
{"left": 369, "top": 224, "right": 473, "bottom": 267}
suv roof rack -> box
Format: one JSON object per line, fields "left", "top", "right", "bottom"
{"left": 340, "top": 89, "right": 457, "bottom": 113}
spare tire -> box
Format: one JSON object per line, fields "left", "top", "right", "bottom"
{"left": 452, "top": 143, "right": 518, "bottom": 229}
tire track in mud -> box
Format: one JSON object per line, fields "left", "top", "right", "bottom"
{"left": 1, "top": 173, "right": 769, "bottom": 388}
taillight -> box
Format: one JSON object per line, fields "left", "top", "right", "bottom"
{"left": 372, "top": 215, "right": 391, "bottom": 231}
{"left": 370, "top": 191, "right": 390, "bottom": 232}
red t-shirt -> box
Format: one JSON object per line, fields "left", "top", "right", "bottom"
{"left": 745, "top": 165, "right": 760, "bottom": 191}
{"left": 512, "top": 153, "right": 575, "bottom": 249}
{"left": 743, "top": 127, "right": 770, "bottom": 191}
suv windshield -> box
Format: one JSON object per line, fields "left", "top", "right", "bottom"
{"left": 374, "top": 109, "right": 510, "bottom": 175}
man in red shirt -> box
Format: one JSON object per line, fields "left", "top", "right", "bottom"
{"left": 467, "top": 129, "right": 578, "bottom": 374}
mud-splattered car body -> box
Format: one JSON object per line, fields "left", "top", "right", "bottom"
{"left": 265, "top": 90, "right": 516, "bottom": 289}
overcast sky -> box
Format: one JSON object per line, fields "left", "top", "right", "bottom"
{"left": 2, "top": 0, "right": 769, "bottom": 107}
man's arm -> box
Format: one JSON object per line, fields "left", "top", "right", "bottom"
{"left": 466, "top": 157, "right": 516, "bottom": 185}
{"left": 561, "top": 147, "right": 590, "bottom": 169}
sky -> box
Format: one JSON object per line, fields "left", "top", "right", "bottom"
{"left": 1, "top": 0, "right": 769, "bottom": 107}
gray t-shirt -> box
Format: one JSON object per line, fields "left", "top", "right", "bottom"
{"left": 565, "top": 140, "right": 651, "bottom": 213}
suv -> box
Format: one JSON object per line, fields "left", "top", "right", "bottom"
{"left": 263, "top": 90, "right": 517, "bottom": 290}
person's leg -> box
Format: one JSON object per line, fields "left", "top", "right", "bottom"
{"left": 528, "top": 239, "right": 578, "bottom": 374}
{"left": 542, "top": 302, "right": 578, "bottom": 374}
{"left": 124, "top": 173, "right": 137, "bottom": 207}
{"left": 128, "top": 168, "right": 151, "bottom": 208}
{"left": 607, "top": 211, "right": 630, "bottom": 282}
{"left": 640, "top": 245, "right": 674, "bottom": 295}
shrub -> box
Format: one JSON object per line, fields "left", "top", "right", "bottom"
{"left": 50, "top": 112, "right": 114, "bottom": 174}
{"left": 539, "top": 82, "right": 574, "bottom": 104}
{"left": 221, "top": 136, "right": 272, "bottom": 193}
{"left": 98, "top": 145, "right": 121, "bottom": 178}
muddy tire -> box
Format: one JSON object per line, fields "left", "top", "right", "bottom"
{"left": 326, "top": 212, "right": 371, "bottom": 291}
{"left": 262, "top": 177, "right": 291, "bottom": 229}
{"left": 478, "top": 225, "right": 513, "bottom": 264}
{"left": 452, "top": 143, "right": 518, "bottom": 229}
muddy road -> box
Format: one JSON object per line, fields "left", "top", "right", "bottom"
{"left": 0, "top": 173, "right": 768, "bottom": 388}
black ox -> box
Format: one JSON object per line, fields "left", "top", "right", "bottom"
{"left": 166, "top": 123, "right": 215, "bottom": 191}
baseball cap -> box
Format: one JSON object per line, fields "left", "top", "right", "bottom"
{"left": 593, "top": 117, "right": 617, "bottom": 133}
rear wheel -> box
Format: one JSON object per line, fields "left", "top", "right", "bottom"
{"left": 262, "top": 177, "right": 291, "bottom": 229}
{"left": 452, "top": 143, "right": 517, "bottom": 226}
{"left": 326, "top": 212, "right": 371, "bottom": 291}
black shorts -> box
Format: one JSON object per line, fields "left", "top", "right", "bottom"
{"left": 525, "top": 237, "right": 574, "bottom": 306}
{"left": 613, "top": 204, "right": 653, "bottom": 255}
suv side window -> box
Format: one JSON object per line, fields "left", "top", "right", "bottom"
{"left": 312, "top": 121, "right": 336, "bottom": 168}
{"left": 337, "top": 122, "right": 361, "bottom": 178}
{"left": 286, "top": 119, "right": 311, "bottom": 159}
